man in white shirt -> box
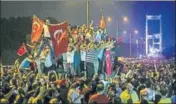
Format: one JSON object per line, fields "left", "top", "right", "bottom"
{"left": 39, "top": 46, "right": 50, "bottom": 73}
{"left": 43, "top": 19, "right": 50, "bottom": 38}
{"left": 66, "top": 46, "right": 75, "bottom": 75}
{"left": 62, "top": 53, "right": 67, "bottom": 73}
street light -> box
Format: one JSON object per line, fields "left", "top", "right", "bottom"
{"left": 134, "top": 29, "right": 139, "bottom": 34}
{"left": 130, "top": 29, "right": 139, "bottom": 57}
{"left": 123, "top": 16, "right": 128, "bottom": 23}
{"left": 123, "top": 30, "right": 127, "bottom": 34}
{"left": 140, "top": 38, "right": 145, "bottom": 56}
{"left": 117, "top": 16, "right": 128, "bottom": 37}
{"left": 107, "top": 16, "right": 112, "bottom": 22}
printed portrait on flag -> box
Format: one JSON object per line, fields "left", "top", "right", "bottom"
{"left": 31, "top": 15, "right": 45, "bottom": 43}
{"left": 99, "top": 14, "right": 106, "bottom": 30}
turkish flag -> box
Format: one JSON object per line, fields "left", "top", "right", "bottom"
{"left": 48, "top": 21, "right": 68, "bottom": 57}
{"left": 17, "top": 43, "right": 27, "bottom": 56}
{"left": 117, "top": 36, "right": 123, "bottom": 44}
{"left": 99, "top": 14, "right": 106, "bottom": 30}
{"left": 31, "top": 15, "right": 44, "bottom": 43}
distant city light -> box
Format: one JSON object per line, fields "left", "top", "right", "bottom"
{"left": 134, "top": 30, "right": 139, "bottom": 34}
{"left": 123, "top": 30, "right": 127, "bottom": 34}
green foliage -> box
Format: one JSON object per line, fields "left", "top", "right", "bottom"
{"left": 0, "top": 16, "right": 61, "bottom": 64}
{"left": 1, "top": 17, "right": 32, "bottom": 64}
{"left": 1, "top": 49, "right": 26, "bottom": 64}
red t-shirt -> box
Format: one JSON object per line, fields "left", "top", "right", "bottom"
{"left": 89, "top": 93, "right": 109, "bottom": 104}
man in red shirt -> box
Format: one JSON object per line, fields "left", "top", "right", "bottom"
{"left": 89, "top": 83, "right": 109, "bottom": 104}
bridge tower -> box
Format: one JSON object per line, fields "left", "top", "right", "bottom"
{"left": 145, "top": 15, "right": 162, "bottom": 56}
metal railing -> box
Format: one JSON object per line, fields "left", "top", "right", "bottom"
{"left": 1, "top": 65, "right": 13, "bottom": 69}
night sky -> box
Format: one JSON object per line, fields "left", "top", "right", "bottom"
{"left": 1, "top": 1, "right": 175, "bottom": 49}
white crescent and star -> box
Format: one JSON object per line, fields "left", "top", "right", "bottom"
{"left": 54, "top": 29, "right": 63, "bottom": 40}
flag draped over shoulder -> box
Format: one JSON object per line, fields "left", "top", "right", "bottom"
{"left": 106, "top": 50, "right": 112, "bottom": 77}
{"left": 117, "top": 36, "right": 123, "bottom": 44}
{"left": 17, "top": 43, "right": 27, "bottom": 56}
{"left": 99, "top": 14, "right": 106, "bottom": 30}
{"left": 48, "top": 21, "right": 68, "bottom": 57}
{"left": 31, "top": 15, "right": 44, "bottom": 43}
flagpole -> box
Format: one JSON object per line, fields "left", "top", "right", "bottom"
{"left": 116, "top": 21, "right": 118, "bottom": 38}
{"left": 85, "top": 0, "right": 89, "bottom": 79}
{"left": 24, "top": 43, "right": 29, "bottom": 56}
{"left": 86, "top": 0, "right": 89, "bottom": 27}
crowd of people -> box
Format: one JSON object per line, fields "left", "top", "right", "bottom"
{"left": 0, "top": 18, "right": 176, "bottom": 104}
{"left": 19, "top": 18, "right": 117, "bottom": 79}
{"left": 1, "top": 57, "right": 176, "bottom": 104}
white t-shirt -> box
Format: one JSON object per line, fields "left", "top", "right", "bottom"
{"left": 71, "top": 90, "right": 82, "bottom": 103}
{"left": 62, "top": 53, "right": 67, "bottom": 62}
{"left": 35, "top": 59, "right": 41, "bottom": 73}
{"left": 80, "top": 51, "right": 86, "bottom": 61}
{"left": 43, "top": 24, "right": 50, "bottom": 38}
{"left": 44, "top": 54, "right": 52, "bottom": 67}
{"left": 66, "top": 51, "right": 75, "bottom": 63}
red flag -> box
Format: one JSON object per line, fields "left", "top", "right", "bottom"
{"left": 17, "top": 43, "right": 27, "bottom": 56}
{"left": 48, "top": 21, "right": 68, "bottom": 57}
{"left": 99, "top": 14, "right": 106, "bottom": 30}
{"left": 117, "top": 36, "right": 123, "bottom": 44}
{"left": 31, "top": 15, "right": 44, "bottom": 43}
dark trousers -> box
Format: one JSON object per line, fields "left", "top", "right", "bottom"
{"left": 73, "top": 64, "right": 81, "bottom": 76}
{"left": 86, "top": 62, "right": 94, "bottom": 79}
{"left": 80, "top": 61, "right": 85, "bottom": 72}
{"left": 98, "top": 59, "right": 104, "bottom": 74}
{"left": 43, "top": 64, "right": 56, "bottom": 74}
